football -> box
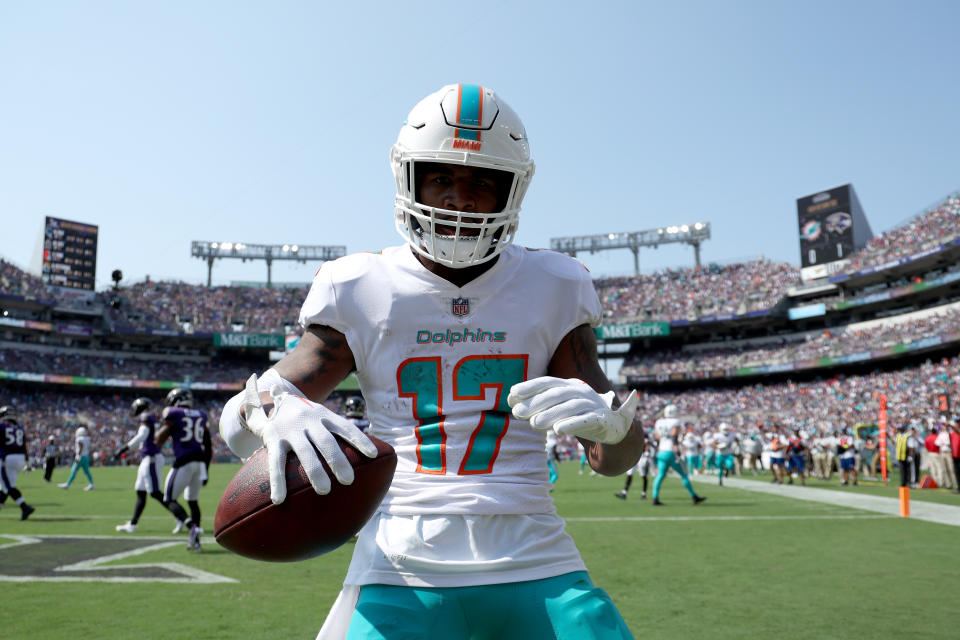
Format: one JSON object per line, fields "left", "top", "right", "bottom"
{"left": 213, "top": 434, "right": 396, "bottom": 562}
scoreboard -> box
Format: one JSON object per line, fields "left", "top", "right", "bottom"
{"left": 41, "top": 216, "right": 99, "bottom": 291}
{"left": 796, "top": 184, "right": 873, "bottom": 281}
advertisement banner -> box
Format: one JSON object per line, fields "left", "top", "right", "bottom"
{"left": 213, "top": 333, "right": 284, "bottom": 349}
{"left": 595, "top": 322, "right": 670, "bottom": 340}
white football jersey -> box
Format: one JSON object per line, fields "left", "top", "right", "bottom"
{"left": 715, "top": 432, "right": 736, "bottom": 455}
{"left": 76, "top": 435, "right": 91, "bottom": 457}
{"left": 300, "top": 244, "right": 600, "bottom": 516}
{"left": 681, "top": 432, "right": 701, "bottom": 455}
{"left": 300, "top": 244, "right": 600, "bottom": 587}
{"left": 653, "top": 417, "right": 681, "bottom": 453}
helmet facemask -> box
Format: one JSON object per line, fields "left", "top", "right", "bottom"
{"left": 396, "top": 158, "right": 521, "bottom": 268}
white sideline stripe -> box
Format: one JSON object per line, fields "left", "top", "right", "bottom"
{"left": 566, "top": 515, "right": 894, "bottom": 522}
{"left": 691, "top": 475, "right": 960, "bottom": 528}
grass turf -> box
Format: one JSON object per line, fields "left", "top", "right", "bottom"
{"left": 1, "top": 460, "right": 957, "bottom": 639}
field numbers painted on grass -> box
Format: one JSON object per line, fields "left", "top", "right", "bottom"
{"left": 0, "top": 535, "right": 236, "bottom": 583}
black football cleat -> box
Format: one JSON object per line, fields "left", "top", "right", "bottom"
{"left": 652, "top": 498, "right": 664, "bottom": 506}
{"left": 614, "top": 491, "right": 627, "bottom": 500}
{"left": 692, "top": 496, "right": 707, "bottom": 505}
{"left": 20, "top": 504, "right": 35, "bottom": 521}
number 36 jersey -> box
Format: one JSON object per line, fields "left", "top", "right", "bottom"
{"left": 160, "top": 407, "right": 210, "bottom": 468}
{"left": 300, "top": 244, "right": 601, "bottom": 517}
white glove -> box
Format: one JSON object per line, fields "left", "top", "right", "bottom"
{"left": 240, "top": 373, "right": 379, "bottom": 504}
{"left": 508, "top": 376, "right": 639, "bottom": 445}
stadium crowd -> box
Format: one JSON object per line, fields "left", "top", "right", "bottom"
{"left": 1, "top": 258, "right": 54, "bottom": 299}
{"left": 622, "top": 305, "right": 960, "bottom": 376}
{"left": 112, "top": 280, "right": 307, "bottom": 334}
{"left": 0, "top": 348, "right": 263, "bottom": 383}
{"left": 628, "top": 355, "right": 958, "bottom": 441}
{"left": 839, "top": 192, "right": 960, "bottom": 273}
{"left": 593, "top": 259, "right": 800, "bottom": 322}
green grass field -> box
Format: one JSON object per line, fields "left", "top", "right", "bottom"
{"left": 2, "top": 461, "right": 958, "bottom": 639}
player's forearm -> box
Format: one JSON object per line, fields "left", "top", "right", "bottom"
{"left": 272, "top": 325, "right": 355, "bottom": 402}
{"left": 126, "top": 426, "right": 149, "bottom": 450}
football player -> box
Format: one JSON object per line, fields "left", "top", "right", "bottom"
{"left": 58, "top": 425, "right": 95, "bottom": 490}
{"left": 545, "top": 425, "right": 560, "bottom": 486}
{"left": 0, "top": 406, "right": 36, "bottom": 520}
{"left": 114, "top": 397, "right": 187, "bottom": 533}
{"left": 155, "top": 389, "right": 212, "bottom": 550}
{"left": 650, "top": 405, "right": 706, "bottom": 505}
{"left": 681, "top": 424, "right": 703, "bottom": 475}
{"left": 220, "top": 84, "right": 642, "bottom": 638}
{"left": 714, "top": 423, "right": 736, "bottom": 486}
{"left": 615, "top": 426, "right": 657, "bottom": 499}
{"left": 703, "top": 428, "right": 717, "bottom": 473}
{"left": 43, "top": 434, "right": 58, "bottom": 482}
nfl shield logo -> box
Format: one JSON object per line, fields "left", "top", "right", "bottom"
{"left": 451, "top": 297, "right": 470, "bottom": 317}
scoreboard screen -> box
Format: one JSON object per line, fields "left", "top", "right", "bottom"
{"left": 41, "top": 216, "right": 99, "bottom": 291}
{"left": 797, "top": 186, "right": 854, "bottom": 268}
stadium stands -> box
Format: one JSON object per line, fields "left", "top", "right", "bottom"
{"left": 593, "top": 258, "right": 799, "bottom": 322}
{"left": 621, "top": 304, "right": 960, "bottom": 378}
{"left": 2, "top": 187, "right": 960, "bottom": 473}
{"left": 838, "top": 192, "right": 960, "bottom": 274}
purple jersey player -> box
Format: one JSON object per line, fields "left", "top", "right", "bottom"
{"left": 0, "top": 406, "right": 35, "bottom": 520}
{"left": 115, "top": 397, "right": 187, "bottom": 534}
{"left": 155, "top": 389, "right": 212, "bottom": 550}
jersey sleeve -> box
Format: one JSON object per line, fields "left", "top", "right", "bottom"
{"left": 126, "top": 425, "right": 150, "bottom": 450}
{"left": 530, "top": 249, "right": 603, "bottom": 339}
{"left": 298, "top": 261, "right": 348, "bottom": 333}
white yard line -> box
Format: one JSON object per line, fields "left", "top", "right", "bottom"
{"left": 691, "top": 475, "right": 960, "bottom": 527}
{"left": 566, "top": 514, "right": 893, "bottom": 522}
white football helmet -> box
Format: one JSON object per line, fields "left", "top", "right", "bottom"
{"left": 663, "top": 405, "right": 678, "bottom": 418}
{"left": 719, "top": 422, "right": 731, "bottom": 433}
{"left": 76, "top": 427, "right": 88, "bottom": 438}
{"left": 391, "top": 84, "right": 535, "bottom": 268}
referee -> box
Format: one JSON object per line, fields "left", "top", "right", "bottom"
{"left": 43, "top": 435, "right": 58, "bottom": 482}
{"left": 895, "top": 425, "right": 915, "bottom": 488}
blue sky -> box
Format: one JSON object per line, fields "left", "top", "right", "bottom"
{"left": 2, "top": 1, "right": 958, "bottom": 288}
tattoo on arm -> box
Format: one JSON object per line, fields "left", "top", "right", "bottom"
{"left": 567, "top": 325, "right": 598, "bottom": 379}
{"left": 275, "top": 325, "right": 355, "bottom": 399}
{"left": 300, "top": 327, "right": 349, "bottom": 385}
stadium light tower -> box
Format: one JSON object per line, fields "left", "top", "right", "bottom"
{"left": 550, "top": 222, "right": 711, "bottom": 275}
{"left": 191, "top": 241, "right": 347, "bottom": 287}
